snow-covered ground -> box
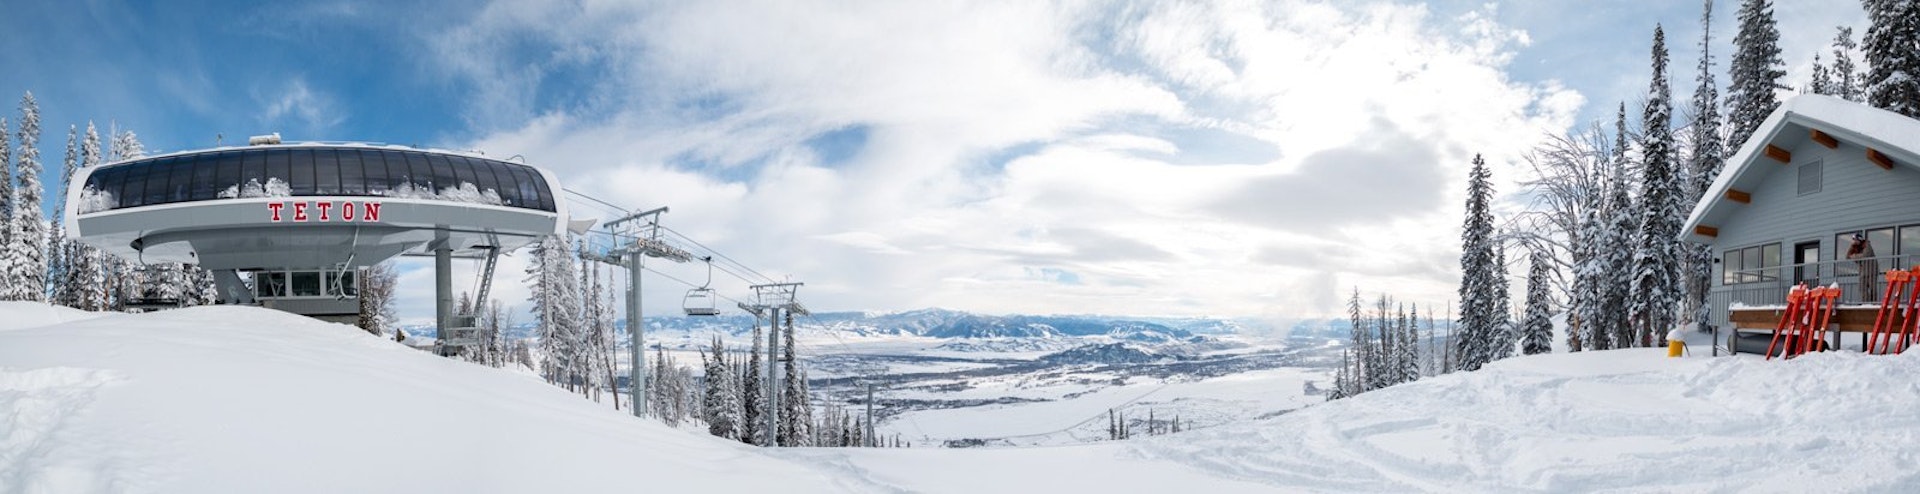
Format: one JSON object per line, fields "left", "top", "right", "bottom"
{"left": 6, "top": 301, "right": 1920, "bottom": 492}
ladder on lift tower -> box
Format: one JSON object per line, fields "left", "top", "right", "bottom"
{"left": 441, "top": 246, "right": 500, "bottom": 356}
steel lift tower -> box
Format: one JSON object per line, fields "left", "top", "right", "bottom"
{"left": 737, "top": 282, "right": 805, "bottom": 446}
{"left": 586, "top": 207, "right": 692, "bottom": 417}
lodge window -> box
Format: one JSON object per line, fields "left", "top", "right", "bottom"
{"left": 1834, "top": 227, "right": 1896, "bottom": 276}
{"left": 79, "top": 147, "right": 558, "bottom": 213}
{"left": 1723, "top": 243, "right": 1781, "bottom": 285}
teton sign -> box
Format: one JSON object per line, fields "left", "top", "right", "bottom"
{"left": 267, "top": 201, "right": 383, "bottom": 223}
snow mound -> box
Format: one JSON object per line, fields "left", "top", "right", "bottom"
{"left": 0, "top": 304, "right": 844, "bottom": 493}
{"left": 1133, "top": 349, "right": 1920, "bottom": 492}
{"left": 0, "top": 301, "right": 106, "bottom": 331}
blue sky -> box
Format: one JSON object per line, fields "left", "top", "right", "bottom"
{"left": 2, "top": 1, "right": 1868, "bottom": 323}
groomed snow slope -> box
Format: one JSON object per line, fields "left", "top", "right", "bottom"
{"left": 7, "top": 301, "right": 1920, "bottom": 492}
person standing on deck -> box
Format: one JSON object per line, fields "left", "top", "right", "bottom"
{"left": 1848, "top": 233, "right": 1879, "bottom": 302}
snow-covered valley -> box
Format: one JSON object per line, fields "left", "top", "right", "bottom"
{"left": 8, "top": 301, "right": 1920, "bottom": 492}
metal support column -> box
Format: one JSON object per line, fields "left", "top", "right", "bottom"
{"left": 433, "top": 239, "right": 452, "bottom": 342}
{"left": 628, "top": 254, "right": 647, "bottom": 417}
{"left": 766, "top": 307, "right": 781, "bottom": 447}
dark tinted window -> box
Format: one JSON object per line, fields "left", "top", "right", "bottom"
{"left": 403, "top": 150, "right": 432, "bottom": 189}
{"left": 313, "top": 149, "right": 341, "bottom": 195}
{"left": 190, "top": 153, "right": 219, "bottom": 200}
{"left": 508, "top": 165, "right": 539, "bottom": 210}
{"left": 289, "top": 149, "right": 316, "bottom": 195}
{"left": 427, "top": 153, "right": 456, "bottom": 193}
{"left": 238, "top": 148, "right": 265, "bottom": 191}
{"left": 465, "top": 157, "right": 503, "bottom": 203}
{"left": 214, "top": 151, "right": 243, "bottom": 196}
{"left": 264, "top": 149, "right": 292, "bottom": 190}
{"left": 119, "top": 160, "right": 152, "bottom": 207}
{"left": 361, "top": 150, "right": 391, "bottom": 194}
{"left": 484, "top": 160, "right": 520, "bottom": 207}
{"left": 383, "top": 150, "right": 413, "bottom": 191}
{"left": 336, "top": 149, "right": 365, "bottom": 195}
{"left": 143, "top": 157, "right": 174, "bottom": 206}
{"left": 168, "top": 156, "right": 196, "bottom": 203}
{"left": 530, "top": 168, "right": 554, "bottom": 211}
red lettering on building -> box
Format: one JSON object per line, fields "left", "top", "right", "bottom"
{"left": 316, "top": 201, "right": 333, "bottom": 221}
{"left": 363, "top": 202, "right": 382, "bottom": 222}
{"left": 342, "top": 202, "right": 356, "bottom": 221}
{"left": 293, "top": 202, "right": 309, "bottom": 222}
{"left": 267, "top": 202, "right": 285, "bottom": 222}
{"left": 267, "top": 200, "right": 382, "bottom": 222}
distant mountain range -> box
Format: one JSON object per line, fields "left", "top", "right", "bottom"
{"left": 415, "top": 308, "right": 1260, "bottom": 342}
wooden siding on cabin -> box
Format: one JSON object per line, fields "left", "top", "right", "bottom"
{"left": 1711, "top": 135, "right": 1920, "bottom": 290}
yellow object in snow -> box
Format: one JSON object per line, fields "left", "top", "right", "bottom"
{"left": 1667, "top": 339, "right": 1686, "bottom": 357}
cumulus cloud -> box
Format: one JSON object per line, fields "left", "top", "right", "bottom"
{"left": 421, "top": 0, "right": 1576, "bottom": 318}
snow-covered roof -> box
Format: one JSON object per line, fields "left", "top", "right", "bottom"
{"left": 1681, "top": 94, "right": 1920, "bottom": 242}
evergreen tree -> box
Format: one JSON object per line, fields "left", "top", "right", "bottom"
{"left": 49, "top": 125, "right": 77, "bottom": 307}
{"left": 1632, "top": 26, "right": 1683, "bottom": 348}
{"left": 68, "top": 123, "right": 108, "bottom": 311}
{"left": 1522, "top": 250, "right": 1555, "bottom": 355}
{"left": 526, "top": 235, "right": 583, "bottom": 389}
{"left": 1727, "top": 0, "right": 1786, "bottom": 150}
{"left": 741, "top": 321, "right": 767, "bottom": 445}
{"left": 779, "top": 311, "right": 811, "bottom": 446}
{"left": 1397, "top": 302, "right": 1420, "bottom": 383}
{"left": 11, "top": 92, "right": 46, "bottom": 302}
{"left": 1491, "top": 244, "right": 1515, "bottom": 361}
{"left": 1602, "top": 103, "right": 1641, "bottom": 349}
{"left": 1685, "top": 1, "right": 1726, "bottom": 331}
{"left": 1454, "top": 154, "right": 1498, "bottom": 371}
{"left": 358, "top": 263, "right": 398, "bottom": 337}
{"left": 1810, "top": 53, "right": 1835, "bottom": 96}
{"left": 1864, "top": 0, "right": 1920, "bottom": 117}
{"left": 1832, "top": 27, "right": 1865, "bottom": 102}
{"left": 1571, "top": 190, "right": 1604, "bottom": 351}
{"left": 0, "top": 116, "right": 12, "bottom": 300}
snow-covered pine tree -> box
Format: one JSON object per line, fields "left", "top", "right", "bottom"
{"left": 1491, "top": 244, "right": 1516, "bottom": 361}
{"left": 1864, "top": 0, "right": 1920, "bottom": 117}
{"left": 1571, "top": 192, "right": 1604, "bottom": 351}
{"left": 1727, "top": 0, "right": 1786, "bottom": 151}
{"left": 357, "top": 263, "right": 398, "bottom": 337}
{"left": 1344, "top": 288, "right": 1368, "bottom": 392}
{"left": 107, "top": 130, "right": 145, "bottom": 310}
{"left": 11, "top": 92, "right": 46, "bottom": 302}
{"left": 1522, "top": 250, "right": 1555, "bottom": 355}
{"left": 741, "top": 320, "right": 767, "bottom": 445}
{"left": 1632, "top": 25, "right": 1683, "bottom": 348}
{"left": 704, "top": 335, "right": 739, "bottom": 440}
{"left": 1832, "top": 26, "right": 1866, "bottom": 102}
{"left": 1685, "top": 1, "right": 1727, "bottom": 332}
{"left": 1398, "top": 302, "right": 1419, "bottom": 383}
{"left": 779, "top": 311, "right": 811, "bottom": 446}
{"left": 1811, "top": 53, "right": 1836, "bottom": 96}
{"left": 526, "top": 235, "right": 583, "bottom": 389}
{"left": 1368, "top": 294, "right": 1392, "bottom": 390}
{"left": 48, "top": 125, "right": 77, "bottom": 307}
{"left": 1455, "top": 154, "right": 1498, "bottom": 371}
{"left": 0, "top": 116, "right": 13, "bottom": 300}
{"left": 68, "top": 123, "right": 108, "bottom": 311}
{"left": 1602, "top": 103, "right": 1641, "bottom": 349}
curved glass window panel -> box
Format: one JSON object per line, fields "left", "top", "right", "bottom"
{"left": 238, "top": 149, "right": 265, "bottom": 192}
{"left": 426, "top": 152, "right": 457, "bottom": 192}
{"left": 443, "top": 152, "right": 470, "bottom": 187}
{"left": 508, "top": 165, "right": 540, "bottom": 211}
{"left": 144, "top": 157, "right": 176, "bottom": 206}
{"left": 465, "top": 157, "right": 504, "bottom": 203}
{"left": 380, "top": 148, "right": 410, "bottom": 191}
{"left": 483, "top": 159, "right": 521, "bottom": 207}
{"left": 214, "top": 151, "right": 243, "bottom": 197}
{"left": 402, "top": 150, "right": 432, "bottom": 189}
{"left": 333, "top": 149, "right": 363, "bottom": 195}
{"left": 313, "top": 149, "right": 342, "bottom": 195}
{"left": 361, "top": 150, "right": 391, "bottom": 195}
{"left": 190, "top": 152, "right": 220, "bottom": 201}
{"left": 289, "top": 149, "right": 317, "bottom": 195}
{"left": 530, "top": 167, "right": 554, "bottom": 211}
{"left": 264, "top": 149, "right": 292, "bottom": 189}
{"left": 119, "top": 160, "right": 151, "bottom": 208}
{"left": 86, "top": 164, "right": 125, "bottom": 201}
{"left": 168, "top": 156, "right": 196, "bottom": 203}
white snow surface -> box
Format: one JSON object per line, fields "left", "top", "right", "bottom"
{"left": 6, "top": 302, "right": 1920, "bottom": 492}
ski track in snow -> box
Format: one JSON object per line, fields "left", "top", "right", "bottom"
{"left": 0, "top": 367, "right": 135, "bottom": 493}
{"left": 1130, "top": 350, "right": 1920, "bottom": 493}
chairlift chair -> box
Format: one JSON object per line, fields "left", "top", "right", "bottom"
{"left": 683, "top": 256, "right": 721, "bottom": 316}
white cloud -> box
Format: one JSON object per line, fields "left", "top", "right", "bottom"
{"left": 424, "top": 0, "right": 1576, "bottom": 319}
{"left": 257, "top": 77, "right": 344, "bottom": 133}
